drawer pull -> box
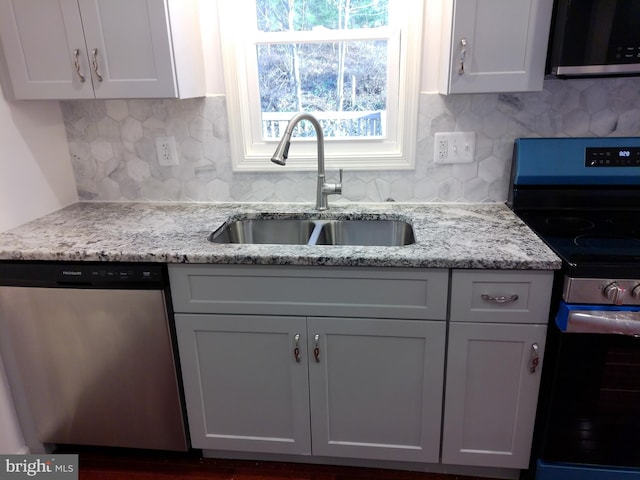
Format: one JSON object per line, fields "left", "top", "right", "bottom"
{"left": 481, "top": 294, "right": 519, "bottom": 304}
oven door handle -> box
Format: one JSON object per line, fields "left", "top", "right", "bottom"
{"left": 557, "top": 302, "right": 640, "bottom": 336}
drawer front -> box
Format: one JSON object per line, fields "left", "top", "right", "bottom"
{"left": 450, "top": 270, "right": 553, "bottom": 324}
{"left": 169, "top": 265, "right": 448, "bottom": 320}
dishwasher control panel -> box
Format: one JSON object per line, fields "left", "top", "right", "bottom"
{"left": 0, "top": 262, "right": 165, "bottom": 288}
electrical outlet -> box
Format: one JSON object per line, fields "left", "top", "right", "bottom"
{"left": 155, "top": 136, "right": 179, "bottom": 166}
{"left": 438, "top": 137, "right": 448, "bottom": 160}
{"left": 434, "top": 132, "right": 476, "bottom": 164}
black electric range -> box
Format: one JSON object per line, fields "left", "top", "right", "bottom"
{"left": 509, "top": 137, "right": 640, "bottom": 480}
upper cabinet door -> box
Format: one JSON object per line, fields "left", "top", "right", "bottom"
{"left": 440, "top": 0, "right": 554, "bottom": 94}
{"left": 0, "top": 0, "right": 204, "bottom": 99}
{"left": 0, "top": 0, "right": 94, "bottom": 99}
{"left": 77, "top": 0, "right": 177, "bottom": 99}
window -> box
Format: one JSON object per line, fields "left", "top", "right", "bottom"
{"left": 217, "top": 0, "right": 423, "bottom": 171}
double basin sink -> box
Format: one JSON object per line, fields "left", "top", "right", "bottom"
{"left": 209, "top": 216, "right": 415, "bottom": 247}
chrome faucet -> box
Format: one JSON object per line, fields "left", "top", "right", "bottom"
{"left": 270, "top": 112, "right": 342, "bottom": 210}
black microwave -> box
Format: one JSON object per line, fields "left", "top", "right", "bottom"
{"left": 547, "top": 0, "right": 640, "bottom": 77}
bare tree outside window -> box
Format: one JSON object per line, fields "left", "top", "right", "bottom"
{"left": 255, "top": 0, "right": 389, "bottom": 139}
{"left": 218, "top": 0, "right": 422, "bottom": 171}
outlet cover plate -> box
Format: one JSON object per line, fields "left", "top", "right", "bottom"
{"left": 156, "top": 136, "right": 179, "bottom": 166}
{"left": 434, "top": 132, "right": 476, "bottom": 164}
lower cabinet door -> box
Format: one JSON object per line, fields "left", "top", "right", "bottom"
{"left": 441, "top": 322, "right": 547, "bottom": 468}
{"left": 175, "top": 314, "right": 311, "bottom": 454}
{"left": 307, "top": 317, "right": 446, "bottom": 463}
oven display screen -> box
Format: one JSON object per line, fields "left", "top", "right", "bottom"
{"left": 586, "top": 147, "right": 640, "bottom": 167}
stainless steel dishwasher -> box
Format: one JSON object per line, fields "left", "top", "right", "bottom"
{"left": 0, "top": 262, "right": 188, "bottom": 452}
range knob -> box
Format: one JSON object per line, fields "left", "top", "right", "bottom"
{"left": 632, "top": 284, "right": 640, "bottom": 300}
{"left": 603, "top": 282, "right": 626, "bottom": 305}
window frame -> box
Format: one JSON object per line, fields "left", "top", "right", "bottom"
{"left": 217, "top": 0, "right": 424, "bottom": 172}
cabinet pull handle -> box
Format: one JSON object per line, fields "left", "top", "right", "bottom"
{"left": 313, "top": 334, "right": 320, "bottom": 363}
{"left": 458, "top": 38, "right": 467, "bottom": 75}
{"left": 73, "top": 49, "right": 85, "bottom": 83}
{"left": 481, "top": 294, "right": 519, "bottom": 304}
{"left": 92, "top": 48, "right": 103, "bottom": 82}
{"left": 529, "top": 343, "right": 540, "bottom": 373}
{"left": 293, "top": 334, "right": 301, "bottom": 363}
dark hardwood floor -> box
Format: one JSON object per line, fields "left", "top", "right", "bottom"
{"left": 76, "top": 449, "right": 495, "bottom": 480}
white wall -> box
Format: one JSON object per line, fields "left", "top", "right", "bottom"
{"left": 0, "top": 96, "right": 78, "bottom": 232}
{"left": 0, "top": 91, "right": 78, "bottom": 453}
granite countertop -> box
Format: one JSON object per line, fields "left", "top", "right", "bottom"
{"left": 0, "top": 202, "right": 561, "bottom": 270}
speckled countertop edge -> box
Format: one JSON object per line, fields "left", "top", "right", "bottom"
{"left": 0, "top": 202, "right": 562, "bottom": 270}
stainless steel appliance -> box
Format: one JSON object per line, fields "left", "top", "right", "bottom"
{"left": 547, "top": 0, "right": 640, "bottom": 77}
{"left": 0, "top": 262, "right": 188, "bottom": 452}
{"left": 509, "top": 137, "right": 640, "bottom": 480}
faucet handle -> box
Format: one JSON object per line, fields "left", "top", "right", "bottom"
{"left": 319, "top": 168, "right": 343, "bottom": 210}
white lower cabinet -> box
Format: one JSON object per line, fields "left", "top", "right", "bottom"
{"left": 441, "top": 322, "right": 547, "bottom": 468}
{"left": 170, "top": 264, "right": 448, "bottom": 463}
{"left": 442, "top": 270, "right": 553, "bottom": 469}
{"left": 175, "top": 314, "right": 311, "bottom": 455}
{"left": 169, "top": 265, "right": 554, "bottom": 471}
{"left": 308, "top": 317, "right": 444, "bottom": 462}
{"left": 175, "top": 313, "right": 445, "bottom": 462}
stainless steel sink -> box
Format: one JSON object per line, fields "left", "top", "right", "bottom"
{"left": 209, "top": 218, "right": 415, "bottom": 246}
{"left": 209, "top": 219, "right": 317, "bottom": 245}
{"left": 313, "top": 220, "right": 415, "bottom": 246}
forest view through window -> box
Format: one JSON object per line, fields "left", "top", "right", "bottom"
{"left": 256, "top": 0, "right": 389, "bottom": 140}
{"left": 218, "top": 0, "right": 422, "bottom": 171}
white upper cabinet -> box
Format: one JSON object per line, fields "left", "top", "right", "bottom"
{"left": 439, "top": 0, "right": 554, "bottom": 94}
{"left": 0, "top": 0, "right": 205, "bottom": 99}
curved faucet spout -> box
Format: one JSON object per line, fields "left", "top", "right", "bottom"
{"left": 270, "top": 112, "right": 341, "bottom": 210}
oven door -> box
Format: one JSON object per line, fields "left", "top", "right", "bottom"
{"left": 536, "top": 302, "right": 640, "bottom": 479}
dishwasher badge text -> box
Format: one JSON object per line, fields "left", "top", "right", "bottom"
{"left": 0, "top": 455, "right": 77, "bottom": 480}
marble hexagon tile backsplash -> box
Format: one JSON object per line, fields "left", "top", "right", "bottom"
{"left": 61, "top": 77, "right": 640, "bottom": 203}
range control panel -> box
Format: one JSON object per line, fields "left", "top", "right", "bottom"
{"left": 564, "top": 277, "right": 640, "bottom": 306}
{"left": 586, "top": 147, "right": 640, "bottom": 167}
